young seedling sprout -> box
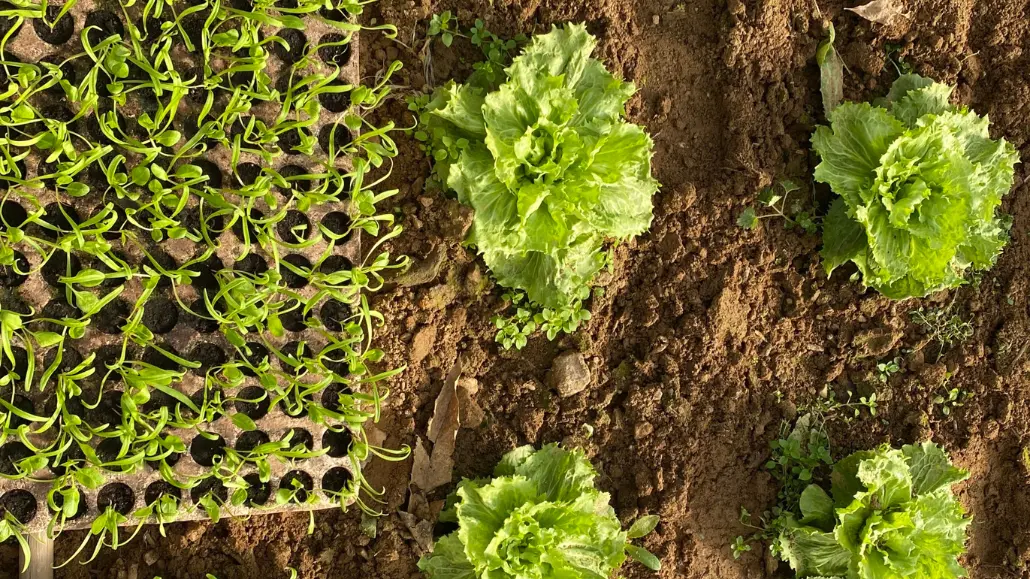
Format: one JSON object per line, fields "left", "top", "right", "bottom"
{"left": 0, "top": 0, "right": 409, "bottom": 566}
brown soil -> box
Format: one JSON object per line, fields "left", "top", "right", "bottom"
{"left": 4, "top": 0, "right": 1030, "bottom": 578}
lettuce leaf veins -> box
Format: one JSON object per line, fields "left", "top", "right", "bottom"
{"left": 776, "top": 441, "right": 970, "bottom": 579}
{"left": 815, "top": 74, "right": 1019, "bottom": 299}
{"left": 418, "top": 444, "right": 660, "bottom": 579}
{"left": 420, "top": 24, "right": 660, "bottom": 309}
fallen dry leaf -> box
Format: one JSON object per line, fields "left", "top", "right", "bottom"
{"left": 397, "top": 511, "right": 436, "bottom": 554}
{"left": 427, "top": 356, "right": 462, "bottom": 444}
{"left": 846, "top": 0, "right": 909, "bottom": 25}
{"left": 410, "top": 438, "right": 454, "bottom": 493}
{"left": 410, "top": 356, "right": 465, "bottom": 493}
{"left": 407, "top": 486, "right": 432, "bottom": 521}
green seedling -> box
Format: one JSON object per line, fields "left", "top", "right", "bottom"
{"left": 737, "top": 179, "right": 818, "bottom": 234}
{"left": 876, "top": 357, "right": 901, "bottom": 384}
{"left": 0, "top": 0, "right": 410, "bottom": 567}
{"left": 934, "top": 385, "right": 972, "bottom": 417}
{"left": 426, "top": 11, "right": 460, "bottom": 47}
{"left": 132, "top": 493, "right": 181, "bottom": 538}
{"left": 59, "top": 505, "right": 143, "bottom": 566}
{"left": 0, "top": 512, "right": 30, "bottom": 571}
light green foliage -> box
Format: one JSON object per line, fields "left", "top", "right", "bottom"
{"left": 816, "top": 74, "right": 1019, "bottom": 299}
{"left": 734, "top": 415, "right": 970, "bottom": 578}
{"left": 418, "top": 23, "right": 659, "bottom": 312}
{"left": 418, "top": 444, "right": 660, "bottom": 578}
{"left": 427, "top": 11, "right": 460, "bottom": 47}
{"left": 876, "top": 357, "right": 901, "bottom": 384}
{"left": 933, "top": 381, "right": 972, "bottom": 417}
{"left": 765, "top": 415, "right": 834, "bottom": 512}
{"left": 491, "top": 288, "right": 598, "bottom": 349}
{"left": 0, "top": 0, "right": 409, "bottom": 567}
{"left": 492, "top": 292, "right": 537, "bottom": 350}
{"left": 776, "top": 442, "right": 970, "bottom": 579}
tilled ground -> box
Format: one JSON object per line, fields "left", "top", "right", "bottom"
{"left": 3, "top": 0, "right": 1030, "bottom": 578}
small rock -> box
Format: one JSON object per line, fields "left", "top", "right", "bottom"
{"left": 144, "top": 551, "right": 159, "bottom": 566}
{"left": 395, "top": 245, "right": 445, "bottom": 287}
{"left": 984, "top": 420, "right": 1000, "bottom": 440}
{"left": 634, "top": 421, "right": 654, "bottom": 439}
{"left": 549, "top": 352, "right": 592, "bottom": 397}
{"left": 410, "top": 324, "right": 438, "bottom": 364}
{"left": 652, "top": 14, "right": 660, "bottom": 25}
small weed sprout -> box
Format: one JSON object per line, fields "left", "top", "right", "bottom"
{"left": 876, "top": 357, "right": 902, "bottom": 384}
{"left": 933, "top": 374, "right": 972, "bottom": 417}
{"left": 803, "top": 387, "right": 879, "bottom": 420}
{"left": 427, "top": 11, "right": 462, "bottom": 47}
{"left": 730, "top": 532, "right": 752, "bottom": 559}
{"left": 737, "top": 180, "right": 818, "bottom": 234}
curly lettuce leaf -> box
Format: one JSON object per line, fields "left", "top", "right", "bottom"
{"left": 424, "top": 24, "right": 659, "bottom": 308}
{"left": 419, "top": 444, "right": 657, "bottom": 579}
{"left": 777, "top": 442, "right": 970, "bottom": 579}
{"left": 417, "top": 534, "right": 476, "bottom": 579}
{"left": 815, "top": 74, "right": 1019, "bottom": 299}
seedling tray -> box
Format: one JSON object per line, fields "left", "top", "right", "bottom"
{"left": 0, "top": 0, "right": 380, "bottom": 537}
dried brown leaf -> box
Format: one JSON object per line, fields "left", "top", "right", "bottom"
{"left": 427, "top": 356, "right": 463, "bottom": 443}
{"left": 397, "top": 511, "right": 435, "bottom": 554}
{"left": 410, "top": 437, "right": 454, "bottom": 493}
{"left": 846, "top": 0, "right": 908, "bottom": 25}
{"left": 410, "top": 357, "right": 468, "bottom": 493}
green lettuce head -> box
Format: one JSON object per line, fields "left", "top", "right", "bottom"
{"left": 816, "top": 74, "right": 1019, "bottom": 299}
{"left": 777, "top": 442, "right": 970, "bottom": 578}
{"left": 421, "top": 24, "right": 660, "bottom": 309}
{"left": 418, "top": 444, "right": 660, "bottom": 579}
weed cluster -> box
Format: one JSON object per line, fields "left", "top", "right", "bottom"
{"left": 911, "top": 306, "right": 974, "bottom": 362}
{"left": 737, "top": 180, "right": 818, "bottom": 234}
{"left": 0, "top": 0, "right": 408, "bottom": 566}
{"left": 733, "top": 413, "right": 832, "bottom": 560}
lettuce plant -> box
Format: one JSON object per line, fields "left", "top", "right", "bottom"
{"left": 418, "top": 444, "right": 660, "bottom": 578}
{"left": 420, "top": 24, "right": 659, "bottom": 310}
{"left": 817, "top": 74, "right": 1019, "bottom": 299}
{"left": 776, "top": 441, "right": 969, "bottom": 578}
